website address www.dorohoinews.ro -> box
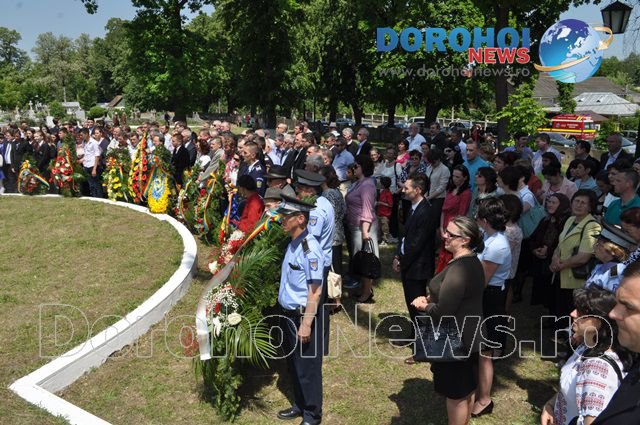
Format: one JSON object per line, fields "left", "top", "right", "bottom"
{"left": 378, "top": 65, "right": 532, "bottom": 78}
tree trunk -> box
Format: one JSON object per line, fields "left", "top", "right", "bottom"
{"left": 352, "top": 102, "right": 363, "bottom": 126}
{"left": 387, "top": 104, "right": 396, "bottom": 126}
{"left": 266, "top": 106, "right": 277, "bottom": 129}
{"left": 495, "top": 5, "right": 510, "bottom": 149}
{"left": 424, "top": 101, "right": 442, "bottom": 127}
{"left": 328, "top": 96, "right": 338, "bottom": 122}
{"left": 173, "top": 104, "right": 188, "bottom": 123}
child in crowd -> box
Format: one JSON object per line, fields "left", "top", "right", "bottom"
{"left": 376, "top": 176, "right": 394, "bottom": 245}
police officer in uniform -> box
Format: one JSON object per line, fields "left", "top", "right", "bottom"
{"left": 294, "top": 169, "right": 335, "bottom": 354}
{"left": 266, "top": 165, "right": 296, "bottom": 198}
{"left": 239, "top": 141, "right": 266, "bottom": 197}
{"left": 276, "top": 195, "right": 325, "bottom": 425}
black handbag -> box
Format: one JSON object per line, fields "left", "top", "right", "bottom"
{"left": 571, "top": 220, "right": 597, "bottom": 280}
{"left": 414, "top": 315, "right": 469, "bottom": 363}
{"left": 352, "top": 238, "right": 381, "bottom": 279}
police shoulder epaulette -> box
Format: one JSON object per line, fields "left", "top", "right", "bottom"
{"left": 301, "top": 237, "right": 310, "bottom": 254}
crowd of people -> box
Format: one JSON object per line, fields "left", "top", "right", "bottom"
{"left": 4, "top": 117, "right": 640, "bottom": 425}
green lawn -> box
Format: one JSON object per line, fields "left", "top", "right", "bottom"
{"left": 60, "top": 242, "right": 560, "bottom": 425}
{"left": 0, "top": 197, "right": 183, "bottom": 425}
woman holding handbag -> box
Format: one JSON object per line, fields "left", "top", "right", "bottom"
{"left": 411, "top": 216, "right": 485, "bottom": 425}
{"left": 346, "top": 155, "right": 379, "bottom": 303}
{"left": 550, "top": 190, "right": 601, "bottom": 339}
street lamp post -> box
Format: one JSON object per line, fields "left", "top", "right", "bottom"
{"left": 600, "top": 1, "right": 638, "bottom": 155}
{"left": 601, "top": 1, "right": 633, "bottom": 34}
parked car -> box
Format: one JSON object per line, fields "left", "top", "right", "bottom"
{"left": 622, "top": 136, "right": 637, "bottom": 155}
{"left": 541, "top": 131, "right": 575, "bottom": 148}
{"left": 621, "top": 130, "right": 638, "bottom": 141}
{"left": 449, "top": 121, "right": 472, "bottom": 131}
{"left": 378, "top": 120, "right": 408, "bottom": 129}
{"left": 335, "top": 118, "right": 355, "bottom": 128}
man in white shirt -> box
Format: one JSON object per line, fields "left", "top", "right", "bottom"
{"left": 268, "top": 133, "right": 288, "bottom": 166}
{"left": 532, "top": 133, "right": 561, "bottom": 175}
{"left": 406, "top": 123, "right": 426, "bottom": 152}
{"left": 80, "top": 128, "right": 103, "bottom": 198}
{"left": 160, "top": 124, "right": 173, "bottom": 150}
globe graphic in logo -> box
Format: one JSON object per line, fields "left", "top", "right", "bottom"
{"left": 536, "top": 19, "right": 610, "bottom": 83}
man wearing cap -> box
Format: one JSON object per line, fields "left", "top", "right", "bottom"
{"left": 276, "top": 195, "right": 325, "bottom": 425}
{"left": 263, "top": 187, "right": 284, "bottom": 212}
{"left": 585, "top": 222, "right": 636, "bottom": 293}
{"left": 266, "top": 165, "right": 296, "bottom": 198}
{"left": 295, "top": 169, "right": 336, "bottom": 352}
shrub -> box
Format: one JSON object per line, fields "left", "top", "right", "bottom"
{"left": 88, "top": 106, "right": 107, "bottom": 119}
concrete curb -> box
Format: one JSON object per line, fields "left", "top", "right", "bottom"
{"left": 4, "top": 194, "right": 198, "bottom": 424}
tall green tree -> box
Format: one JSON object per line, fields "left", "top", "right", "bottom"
{"left": 213, "top": 0, "right": 302, "bottom": 127}
{"left": 496, "top": 80, "right": 547, "bottom": 135}
{"left": 0, "top": 27, "right": 28, "bottom": 68}
{"left": 471, "top": 0, "right": 591, "bottom": 145}
{"left": 557, "top": 81, "right": 576, "bottom": 113}
{"left": 81, "top": 0, "right": 217, "bottom": 121}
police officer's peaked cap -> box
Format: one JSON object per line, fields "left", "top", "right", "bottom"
{"left": 264, "top": 187, "right": 283, "bottom": 201}
{"left": 294, "top": 169, "right": 326, "bottom": 187}
{"left": 277, "top": 194, "right": 316, "bottom": 215}
{"left": 599, "top": 222, "right": 636, "bottom": 251}
{"left": 265, "top": 165, "right": 288, "bottom": 179}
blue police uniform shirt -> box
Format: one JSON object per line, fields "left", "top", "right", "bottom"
{"left": 307, "top": 195, "right": 335, "bottom": 266}
{"left": 246, "top": 160, "right": 266, "bottom": 197}
{"left": 279, "top": 229, "right": 325, "bottom": 310}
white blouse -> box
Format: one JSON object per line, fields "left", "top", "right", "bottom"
{"left": 554, "top": 345, "right": 624, "bottom": 425}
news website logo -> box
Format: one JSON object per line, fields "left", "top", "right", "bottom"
{"left": 533, "top": 19, "right": 613, "bottom": 83}
{"left": 376, "top": 27, "right": 531, "bottom": 65}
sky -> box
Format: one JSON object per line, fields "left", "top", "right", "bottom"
{"left": 3, "top": 0, "right": 639, "bottom": 59}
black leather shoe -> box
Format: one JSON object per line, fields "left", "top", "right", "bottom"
{"left": 299, "top": 420, "right": 321, "bottom": 425}
{"left": 277, "top": 408, "right": 302, "bottom": 420}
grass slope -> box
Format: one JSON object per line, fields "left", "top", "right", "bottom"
{"left": 61, "top": 241, "right": 559, "bottom": 425}
{"left": 0, "top": 197, "right": 182, "bottom": 425}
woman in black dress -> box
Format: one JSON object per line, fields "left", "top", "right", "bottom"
{"left": 411, "top": 215, "right": 485, "bottom": 425}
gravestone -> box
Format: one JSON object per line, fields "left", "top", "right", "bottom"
{"left": 75, "top": 109, "right": 86, "bottom": 122}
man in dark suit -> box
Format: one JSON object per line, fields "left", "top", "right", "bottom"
{"left": 592, "top": 261, "right": 640, "bottom": 425}
{"left": 425, "top": 122, "right": 447, "bottom": 151}
{"left": 282, "top": 132, "right": 307, "bottom": 182}
{"left": 15, "top": 130, "right": 34, "bottom": 167}
{"left": 2, "top": 129, "right": 19, "bottom": 192}
{"left": 171, "top": 132, "right": 190, "bottom": 186}
{"left": 182, "top": 128, "right": 197, "bottom": 167}
{"left": 33, "top": 130, "right": 52, "bottom": 178}
{"left": 392, "top": 173, "right": 436, "bottom": 361}
{"left": 600, "top": 133, "right": 634, "bottom": 172}
{"left": 566, "top": 140, "right": 600, "bottom": 180}
{"left": 354, "top": 128, "right": 372, "bottom": 159}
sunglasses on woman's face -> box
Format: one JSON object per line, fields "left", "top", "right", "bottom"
{"left": 410, "top": 156, "right": 420, "bottom": 161}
